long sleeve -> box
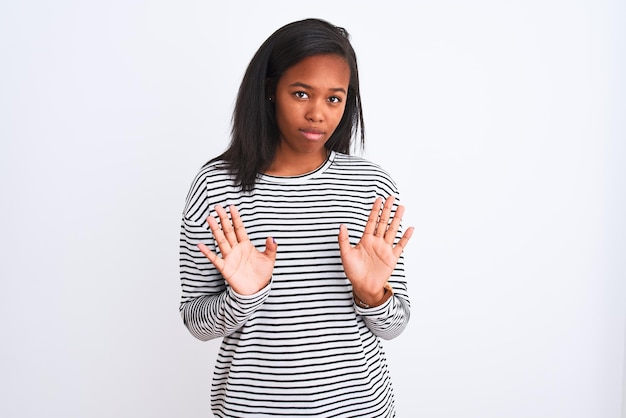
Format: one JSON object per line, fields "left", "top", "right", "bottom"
{"left": 352, "top": 214, "right": 412, "bottom": 340}
{"left": 178, "top": 168, "right": 270, "bottom": 341}
{"left": 353, "top": 280, "right": 411, "bottom": 340}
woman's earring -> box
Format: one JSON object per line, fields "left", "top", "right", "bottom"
{"left": 268, "top": 97, "right": 273, "bottom": 102}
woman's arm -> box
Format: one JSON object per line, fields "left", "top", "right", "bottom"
{"left": 179, "top": 215, "right": 272, "bottom": 341}
{"left": 353, "top": 275, "right": 411, "bottom": 340}
{"left": 338, "top": 195, "right": 414, "bottom": 340}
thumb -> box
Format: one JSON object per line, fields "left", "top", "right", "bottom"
{"left": 264, "top": 236, "right": 278, "bottom": 261}
{"left": 337, "top": 224, "right": 351, "bottom": 255}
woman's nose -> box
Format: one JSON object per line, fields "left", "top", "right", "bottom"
{"left": 305, "top": 100, "right": 324, "bottom": 122}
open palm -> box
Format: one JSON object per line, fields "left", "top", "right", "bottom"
{"left": 338, "top": 196, "right": 414, "bottom": 305}
{"left": 198, "top": 205, "right": 277, "bottom": 296}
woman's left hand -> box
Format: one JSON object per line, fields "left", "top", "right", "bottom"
{"left": 338, "top": 196, "right": 414, "bottom": 307}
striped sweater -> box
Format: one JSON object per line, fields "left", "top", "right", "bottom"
{"left": 180, "top": 151, "right": 411, "bottom": 417}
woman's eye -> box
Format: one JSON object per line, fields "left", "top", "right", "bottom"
{"left": 294, "top": 91, "right": 308, "bottom": 99}
{"left": 328, "top": 96, "right": 342, "bottom": 104}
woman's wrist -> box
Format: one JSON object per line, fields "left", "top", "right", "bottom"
{"left": 354, "top": 282, "right": 394, "bottom": 308}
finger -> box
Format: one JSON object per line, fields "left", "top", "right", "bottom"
{"left": 215, "top": 205, "right": 238, "bottom": 247}
{"left": 375, "top": 196, "right": 395, "bottom": 237}
{"left": 392, "top": 226, "right": 414, "bottom": 258}
{"left": 384, "top": 203, "right": 405, "bottom": 244}
{"left": 197, "top": 242, "right": 225, "bottom": 271}
{"left": 337, "top": 224, "right": 352, "bottom": 256}
{"left": 207, "top": 214, "right": 232, "bottom": 254}
{"left": 229, "top": 205, "right": 250, "bottom": 242}
{"left": 263, "top": 236, "right": 278, "bottom": 262}
{"left": 363, "top": 197, "right": 383, "bottom": 236}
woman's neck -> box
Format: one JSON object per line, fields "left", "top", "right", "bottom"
{"left": 265, "top": 149, "right": 329, "bottom": 176}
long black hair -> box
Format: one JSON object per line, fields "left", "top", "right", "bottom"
{"left": 212, "top": 18, "right": 365, "bottom": 192}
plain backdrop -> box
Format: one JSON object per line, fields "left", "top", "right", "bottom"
{"left": 1, "top": 1, "right": 624, "bottom": 417}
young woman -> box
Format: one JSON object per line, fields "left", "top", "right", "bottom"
{"left": 180, "top": 18, "right": 414, "bottom": 417}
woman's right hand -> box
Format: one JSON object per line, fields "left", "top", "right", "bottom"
{"left": 197, "top": 204, "right": 277, "bottom": 295}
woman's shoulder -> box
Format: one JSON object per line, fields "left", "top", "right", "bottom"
{"left": 182, "top": 159, "right": 237, "bottom": 219}
{"left": 187, "top": 159, "right": 234, "bottom": 189}
{"left": 332, "top": 152, "right": 395, "bottom": 178}
{"left": 194, "top": 158, "right": 230, "bottom": 177}
{"left": 330, "top": 152, "right": 399, "bottom": 194}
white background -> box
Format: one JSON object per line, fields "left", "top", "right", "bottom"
{"left": 1, "top": 1, "right": 624, "bottom": 417}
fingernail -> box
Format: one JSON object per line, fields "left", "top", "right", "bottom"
{"left": 272, "top": 237, "right": 277, "bottom": 244}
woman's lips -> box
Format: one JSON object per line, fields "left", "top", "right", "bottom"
{"left": 300, "top": 128, "right": 324, "bottom": 141}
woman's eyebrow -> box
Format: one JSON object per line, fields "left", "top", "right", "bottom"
{"left": 288, "top": 81, "right": 347, "bottom": 94}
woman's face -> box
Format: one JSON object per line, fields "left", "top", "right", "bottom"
{"left": 272, "top": 54, "right": 350, "bottom": 169}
